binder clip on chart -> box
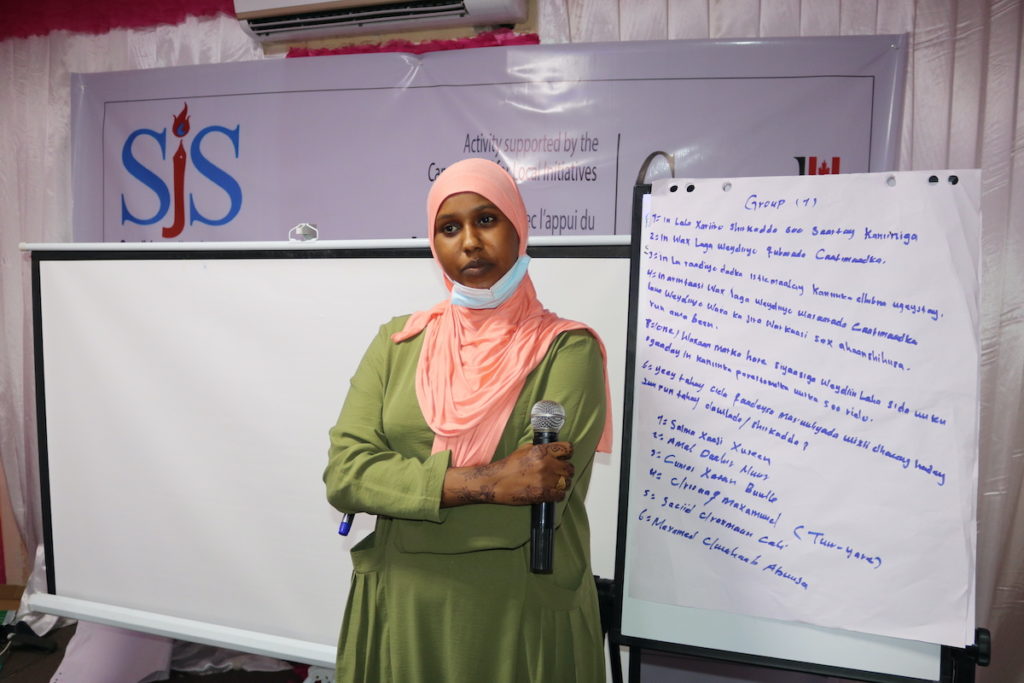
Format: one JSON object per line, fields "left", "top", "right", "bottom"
{"left": 288, "top": 222, "right": 319, "bottom": 242}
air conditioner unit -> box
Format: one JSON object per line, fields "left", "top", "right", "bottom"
{"left": 234, "top": 0, "right": 529, "bottom": 43}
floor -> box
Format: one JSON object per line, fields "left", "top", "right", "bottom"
{"left": 0, "top": 623, "right": 306, "bottom": 683}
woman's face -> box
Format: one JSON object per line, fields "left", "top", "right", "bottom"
{"left": 433, "top": 192, "right": 521, "bottom": 289}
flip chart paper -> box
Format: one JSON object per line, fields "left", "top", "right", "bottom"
{"left": 626, "top": 171, "right": 979, "bottom": 646}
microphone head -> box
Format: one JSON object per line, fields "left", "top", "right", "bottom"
{"left": 530, "top": 400, "right": 566, "bottom": 433}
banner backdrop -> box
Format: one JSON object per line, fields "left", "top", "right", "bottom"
{"left": 70, "top": 35, "right": 906, "bottom": 243}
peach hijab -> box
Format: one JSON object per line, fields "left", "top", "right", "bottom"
{"left": 391, "top": 158, "right": 613, "bottom": 467}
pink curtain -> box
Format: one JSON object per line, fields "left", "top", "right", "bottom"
{"left": 286, "top": 28, "right": 539, "bottom": 57}
{"left": 0, "top": 519, "right": 6, "bottom": 584}
{"left": 1, "top": 0, "right": 234, "bottom": 40}
{"left": 0, "top": 9, "right": 263, "bottom": 590}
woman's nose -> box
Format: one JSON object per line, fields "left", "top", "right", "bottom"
{"left": 461, "top": 224, "right": 482, "bottom": 251}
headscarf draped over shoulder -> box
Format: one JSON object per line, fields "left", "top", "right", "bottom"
{"left": 392, "top": 158, "right": 613, "bottom": 467}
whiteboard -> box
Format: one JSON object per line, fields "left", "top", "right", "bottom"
{"left": 29, "top": 241, "right": 629, "bottom": 667}
{"left": 616, "top": 172, "right": 981, "bottom": 681}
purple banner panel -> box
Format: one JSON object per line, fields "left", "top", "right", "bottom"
{"left": 71, "top": 36, "right": 906, "bottom": 243}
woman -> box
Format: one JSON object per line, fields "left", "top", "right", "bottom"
{"left": 324, "top": 158, "right": 613, "bottom": 682}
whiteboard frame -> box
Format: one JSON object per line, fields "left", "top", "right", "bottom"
{"left": 27, "top": 239, "right": 631, "bottom": 668}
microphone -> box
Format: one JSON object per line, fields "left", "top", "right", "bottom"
{"left": 530, "top": 400, "right": 566, "bottom": 574}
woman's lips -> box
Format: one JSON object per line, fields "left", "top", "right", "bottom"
{"left": 461, "top": 259, "right": 491, "bottom": 277}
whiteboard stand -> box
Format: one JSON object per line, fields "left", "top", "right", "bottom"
{"left": 611, "top": 183, "right": 990, "bottom": 683}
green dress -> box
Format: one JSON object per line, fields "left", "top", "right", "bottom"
{"left": 325, "top": 315, "right": 608, "bottom": 683}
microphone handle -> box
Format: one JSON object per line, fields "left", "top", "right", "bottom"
{"left": 530, "top": 429, "right": 558, "bottom": 574}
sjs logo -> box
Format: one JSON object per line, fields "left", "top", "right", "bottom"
{"left": 120, "top": 103, "right": 242, "bottom": 238}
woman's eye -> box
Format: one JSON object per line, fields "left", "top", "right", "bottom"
{"left": 439, "top": 223, "right": 459, "bottom": 235}
{"left": 478, "top": 214, "right": 495, "bottom": 225}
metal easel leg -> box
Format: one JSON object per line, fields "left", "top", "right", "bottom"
{"left": 946, "top": 627, "right": 991, "bottom": 683}
{"left": 628, "top": 645, "right": 642, "bottom": 683}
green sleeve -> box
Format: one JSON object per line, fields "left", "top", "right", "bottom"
{"left": 506, "top": 328, "right": 608, "bottom": 523}
{"left": 323, "top": 320, "right": 448, "bottom": 523}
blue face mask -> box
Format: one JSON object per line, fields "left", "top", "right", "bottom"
{"left": 449, "top": 255, "right": 531, "bottom": 309}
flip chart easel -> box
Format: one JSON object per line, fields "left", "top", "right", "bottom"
{"left": 612, "top": 172, "right": 989, "bottom": 682}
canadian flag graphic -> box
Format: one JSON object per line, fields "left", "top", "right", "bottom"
{"left": 794, "top": 156, "right": 841, "bottom": 175}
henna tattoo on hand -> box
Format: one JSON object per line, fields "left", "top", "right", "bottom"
{"left": 453, "top": 483, "right": 497, "bottom": 504}
{"left": 452, "top": 487, "right": 475, "bottom": 504}
{"left": 547, "top": 442, "right": 572, "bottom": 459}
{"left": 510, "top": 485, "right": 544, "bottom": 504}
{"left": 465, "top": 462, "right": 500, "bottom": 480}
{"left": 516, "top": 448, "right": 543, "bottom": 474}
{"left": 475, "top": 482, "right": 496, "bottom": 502}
